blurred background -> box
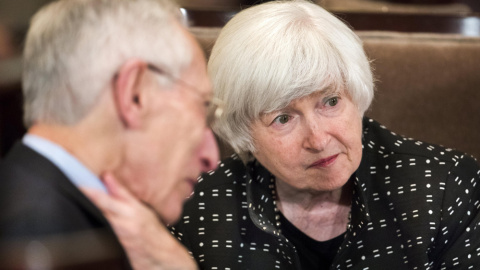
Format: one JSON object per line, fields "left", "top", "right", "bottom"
{"left": 1, "top": 0, "right": 480, "bottom": 158}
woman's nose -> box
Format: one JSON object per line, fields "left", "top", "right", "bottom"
{"left": 302, "top": 119, "right": 329, "bottom": 152}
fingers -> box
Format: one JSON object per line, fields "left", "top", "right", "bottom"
{"left": 85, "top": 173, "right": 157, "bottom": 223}
{"left": 101, "top": 172, "right": 138, "bottom": 205}
{"left": 81, "top": 187, "right": 107, "bottom": 208}
{"left": 82, "top": 177, "right": 198, "bottom": 269}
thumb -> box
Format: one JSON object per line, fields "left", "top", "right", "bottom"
{"left": 101, "top": 172, "right": 135, "bottom": 203}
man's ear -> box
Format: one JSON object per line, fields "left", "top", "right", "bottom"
{"left": 113, "top": 59, "right": 147, "bottom": 129}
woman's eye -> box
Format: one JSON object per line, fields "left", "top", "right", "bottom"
{"left": 273, "top": 115, "right": 290, "bottom": 125}
{"left": 326, "top": 97, "right": 339, "bottom": 107}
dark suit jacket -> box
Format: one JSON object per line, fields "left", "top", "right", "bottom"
{"left": 0, "top": 142, "right": 132, "bottom": 269}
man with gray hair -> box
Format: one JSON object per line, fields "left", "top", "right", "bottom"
{"left": 0, "top": 0, "right": 219, "bottom": 269}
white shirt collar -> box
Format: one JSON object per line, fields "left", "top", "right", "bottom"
{"left": 22, "top": 134, "right": 107, "bottom": 192}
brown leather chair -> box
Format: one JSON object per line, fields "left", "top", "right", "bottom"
{"left": 360, "top": 31, "right": 480, "bottom": 160}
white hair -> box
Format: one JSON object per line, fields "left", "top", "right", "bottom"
{"left": 22, "top": 0, "right": 192, "bottom": 127}
{"left": 209, "top": 0, "right": 374, "bottom": 156}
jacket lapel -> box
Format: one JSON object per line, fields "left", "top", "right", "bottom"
{"left": 5, "top": 142, "right": 110, "bottom": 226}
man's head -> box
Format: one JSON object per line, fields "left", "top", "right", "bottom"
{"left": 23, "top": 0, "right": 219, "bottom": 224}
{"left": 23, "top": 0, "right": 190, "bottom": 127}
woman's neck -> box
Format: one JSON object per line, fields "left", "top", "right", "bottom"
{"left": 276, "top": 179, "right": 352, "bottom": 241}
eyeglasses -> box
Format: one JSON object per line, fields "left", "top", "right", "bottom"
{"left": 146, "top": 64, "right": 224, "bottom": 126}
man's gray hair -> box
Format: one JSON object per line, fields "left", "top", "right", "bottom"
{"left": 209, "top": 0, "right": 374, "bottom": 157}
{"left": 22, "top": 0, "right": 192, "bottom": 127}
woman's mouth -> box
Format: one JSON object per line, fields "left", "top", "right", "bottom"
{"left": 309, "top": 154, "right": 339, "bottom": 168}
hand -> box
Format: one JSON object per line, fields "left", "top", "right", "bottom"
{"left": 81, "top": 173, "right": 198, "bottom": 270}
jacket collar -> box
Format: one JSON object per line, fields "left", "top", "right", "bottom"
{"left": 5, "top": 142, "right": 112, "bottom": 226}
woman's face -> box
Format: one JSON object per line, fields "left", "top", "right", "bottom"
{"left": 251, "top": 89, "right": 363, "bottom": 193}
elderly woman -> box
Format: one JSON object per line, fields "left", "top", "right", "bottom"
{"left": 87, "top": 0, "right": 480, "bottom": 269}
{"left": 167, "top": 1, "right": 480, "bottom": 269}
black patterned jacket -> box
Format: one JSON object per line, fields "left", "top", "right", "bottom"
{"left": 171, "top": 118, "right": 480, "bottom": 270}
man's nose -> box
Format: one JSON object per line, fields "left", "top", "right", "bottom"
{"left": 197, "top": 128, "right": 220, "bottom": 172}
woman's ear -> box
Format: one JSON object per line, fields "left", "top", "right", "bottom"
{"left": 113, "top": 59, "right": 147, "bottom": 129}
